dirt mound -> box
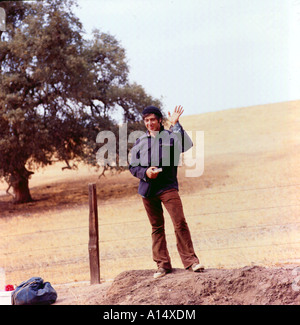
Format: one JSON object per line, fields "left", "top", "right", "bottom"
{"left": 103, "top": 266, "right": 299, "bottom": 305}
{"left": 56, "top": 265, "right": 300, "bottom": 305}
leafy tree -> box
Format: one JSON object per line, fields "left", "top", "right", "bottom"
{"left": 0, "top": 0, "right": 161, "bottom": 203}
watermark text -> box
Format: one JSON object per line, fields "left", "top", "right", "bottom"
{"left": 96, "top": 123, "right": 204, "bottom": 177}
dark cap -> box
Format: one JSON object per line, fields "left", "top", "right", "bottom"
{"left": 142, "top": 106, "right": 162, "bottom": 118}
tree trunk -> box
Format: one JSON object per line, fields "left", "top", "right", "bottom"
{"left": 10, "top": 168, "right": 34, "bottom": 204}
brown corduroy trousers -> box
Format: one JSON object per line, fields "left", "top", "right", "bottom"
{"left": 142, "top": 188, "right": 199, "bottom": 270}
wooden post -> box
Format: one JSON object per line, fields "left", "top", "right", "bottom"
{"left": 88, "top": 183, "right": 100, "bottom": 284}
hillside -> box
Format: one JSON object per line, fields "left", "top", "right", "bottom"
{"left": 0, "top": 100, "right": 299, "bottom": 305}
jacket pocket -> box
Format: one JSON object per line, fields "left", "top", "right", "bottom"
{"left": 138, "top": 179, "right": 151, "bottom": 197}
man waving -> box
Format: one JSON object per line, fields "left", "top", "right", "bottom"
{"left": 129, "top": 105, "right": 204, "bottom": 279}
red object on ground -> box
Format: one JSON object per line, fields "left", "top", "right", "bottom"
{"left": 5, "top": 285, "right": 14, "bottom": 291}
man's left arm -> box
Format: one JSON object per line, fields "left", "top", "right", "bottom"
{"left": 168, "top": 105, "right": 193, "bottom": 152}
{"left": 171, "top": 122, "right": 193, "bottom": 152}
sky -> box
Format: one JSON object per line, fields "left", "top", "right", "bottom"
{"left": 73, "top": 0, "right": 300, "bottom": 117}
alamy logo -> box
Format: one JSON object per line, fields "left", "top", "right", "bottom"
{"left": 96, "top": 123, "right": 204, "bottom": 178}
{"left": 0, "top": 8, "right": 6, "bottom": 32}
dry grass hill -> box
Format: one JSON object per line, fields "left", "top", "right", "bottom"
{"left": 0, "top": 100, "right": 299, "bottom": 304}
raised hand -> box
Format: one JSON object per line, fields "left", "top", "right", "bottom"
{"left": 168, "top": 105, "right": 184, "bottom": 126}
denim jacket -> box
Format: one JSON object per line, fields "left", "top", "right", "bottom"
{"left": 129, "top": 122, "right": 193, "bottom": 197}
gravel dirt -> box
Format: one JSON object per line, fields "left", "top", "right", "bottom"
{"left": 54, "top": 265, "right": 300, "bottom": 305}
